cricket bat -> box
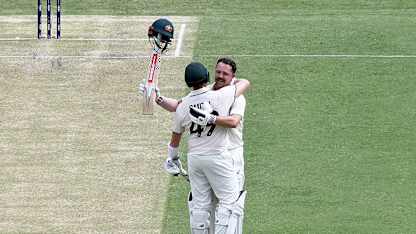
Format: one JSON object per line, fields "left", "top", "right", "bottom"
{"left": 142, "top": 48, "right": 161, "bottom": 115}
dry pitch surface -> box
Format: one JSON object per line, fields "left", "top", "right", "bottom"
{"left": 0, "top": 16, "right": 198, "bottom": 233}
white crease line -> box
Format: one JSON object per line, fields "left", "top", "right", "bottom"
{"left": 0, "top": 38, "right": 178, "bottom": 41}
{"left": 60, "top": 38, "right": 150, "bottom": 41}
{"left": 0, "top": 16, "right": 199, "bottom": 23}
{"left": 1, "top": 54, "right": 416, "bottom": 59}
{"left": 175, "top": 24, "right": 186, "bottom": 57}
{"left": 0, "top": 55, "right": 192, "bottom": 59}
{"left": 199, "top": 54, "right": 416, "bottom": 58}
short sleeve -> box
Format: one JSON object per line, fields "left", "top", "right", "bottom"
{"left": 171, "top": 104, "right": 185, "bottom": 134}
{"left": 230, "top": 95, "right": 246, "bottom": 117}
{"left": 215, "top": 85, "right": 237, "bottom": 112}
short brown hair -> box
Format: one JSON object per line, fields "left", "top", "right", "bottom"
{"left": 216, "top": 57, "right": 237, "bottom": 74}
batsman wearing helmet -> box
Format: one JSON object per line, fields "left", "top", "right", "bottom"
{"left": 164, "top": 62, "right": 249, "bottom": 234}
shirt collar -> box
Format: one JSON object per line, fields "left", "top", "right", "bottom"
{"left": 190, "top": 86, "right": 210, "bottom": 96}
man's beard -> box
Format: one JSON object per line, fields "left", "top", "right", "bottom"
{"left": 213, "top": 78, "right": 228, "bottom": 90}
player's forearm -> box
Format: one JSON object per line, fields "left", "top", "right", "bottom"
{"left": 214, "top": 115, "right": 241, "bottom": 128}
{"left": 156, "top": 96, "right": 180, "bottom": 112}
{"left": 234, "top": 79, "right": 250, "bottom": 97}
{"left": 169, "top": 132, "right": 182, "bottom": 148}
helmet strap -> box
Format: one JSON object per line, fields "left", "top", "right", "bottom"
{"left": 150, "top": 34, "right": 169, "bottom": 53}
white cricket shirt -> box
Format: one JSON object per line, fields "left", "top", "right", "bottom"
{"left": 172, "top": 85, "right": 237, "bottom": 156}
{"left": 229, "top": 95, "right": 246, "bottom": 149}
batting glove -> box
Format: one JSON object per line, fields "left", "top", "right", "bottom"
{"left": 164, "top": 145, "right": 187, "bottom": 176}
{"left": 164, "top": 158, "right": 187, "bottom": 176}
{"left": 189, "top": 106, "right": 216, "bottom": 126}
{"left": 139, "top": 79, "right": 161, "bottom": 97}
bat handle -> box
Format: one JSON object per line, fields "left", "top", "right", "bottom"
{"left": 145, "top": 85, "right": 154, "bottom": 98}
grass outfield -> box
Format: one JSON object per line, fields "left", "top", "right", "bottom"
{"left": 2, "top": 1, "right": 416, "bottom": 233}
{"left": 164, "top": 4, "right": 416, "bottom": 234}
{"left": 165, "top": 59, "right": 416, "bottom": 233}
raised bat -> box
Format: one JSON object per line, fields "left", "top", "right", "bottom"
{"left": 142, "top": 48, "right": 161, "bottom": 115}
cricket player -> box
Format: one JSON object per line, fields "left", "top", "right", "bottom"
{"left": 139, "top": 58, "right": 247, "bottom": 233}
{"left": 197, "top": 58, "right": 246, "bottom": 191}
{"left": 187, "top": 58, "right": 246, "bottom": 234}
{"left": 142, "top": 58, "right": 246, "bottom": 190}
{"left": 165, "top": 62, "right": 249, "bottom": 234}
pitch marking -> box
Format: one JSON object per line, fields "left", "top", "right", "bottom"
{"left": 175, "top": 24, "right": 186, "bottom": 57}
{"left": 1, "top": 54, "right": 416, "bottom": 59}
{"left": 200, "top": 54, "right": 416, "bottom": 58}
{"left": 0, "top": 38, "right": 177, "bottom": 41}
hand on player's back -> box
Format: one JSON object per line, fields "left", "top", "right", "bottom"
{"left": 189, "top": 102, "right": 216, "bottom": 126}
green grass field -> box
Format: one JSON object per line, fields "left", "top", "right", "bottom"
{"left": 1, "top": 1, "right": 416, "bottom": 233}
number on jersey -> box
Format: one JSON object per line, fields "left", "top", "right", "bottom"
{"left": 189, "top": 110, "right": 218, "bottom": 137}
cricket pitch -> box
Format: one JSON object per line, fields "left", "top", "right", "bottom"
{"left": 0, "top": 15, "right": 198, "bottom": 233}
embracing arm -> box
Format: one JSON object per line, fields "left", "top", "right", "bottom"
{"left": 212, "top": 90, "right": 245, "bottom": 128}
{"left": 214, "top": 114, "right": 241, "bottom": 128}
{"left": 189, "top": 107, "right": 242, "bottom": 128}
{"left": 234, "top": 79, "right": 250, "bottom": 97}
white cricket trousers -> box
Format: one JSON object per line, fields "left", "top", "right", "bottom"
{"left": 229, "top": 146, "right": 244, "bottom": 191}
{"left": 188, "top": 151, "right": 239, "bottom": 211}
